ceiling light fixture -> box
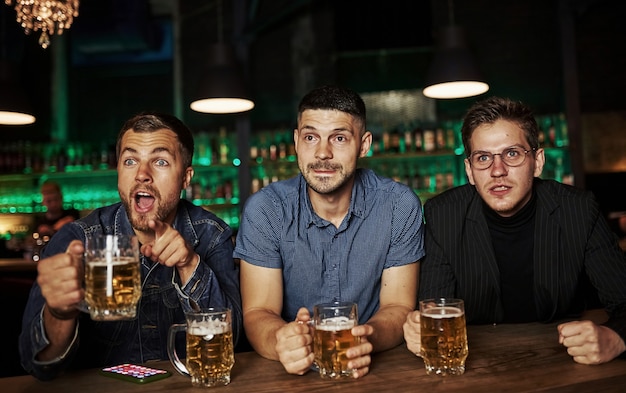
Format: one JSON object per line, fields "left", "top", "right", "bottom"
{"left": 0, "top": 60, "right": 36, "bottom": 125}
{"left": 190, "top": 43, "right": 255, "bottom": 114}
{"left": 4, "top": 0, "right": 80, "bottom": 49}
{"left": 190, "top": 0, "right": 254, "bottom": 114}
{"left": 422, "top": 0, "right": 489, "bottom": 99}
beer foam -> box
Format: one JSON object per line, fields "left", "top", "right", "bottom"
{"left": 88, "top": 257, "right": 137, "bottom": 266}
{"left": 316, "top": 316, "right": 356, "bottom": 331}
{"left": 188, "top": 320, "right": 230, "bottom": 337}
{"left": 422, "top": 306, "right": 463, "bottom": 319}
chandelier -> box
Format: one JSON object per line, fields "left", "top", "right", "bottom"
{"left": 4, "top": 0, "right": 80, "bottom": 49}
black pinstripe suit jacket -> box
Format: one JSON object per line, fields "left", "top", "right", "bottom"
{"left": 419, "top": 178, "right": 626, "bottom": 338}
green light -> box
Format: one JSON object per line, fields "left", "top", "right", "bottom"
{"left": 232, "top": 158, "right": 241, "bottom": 166}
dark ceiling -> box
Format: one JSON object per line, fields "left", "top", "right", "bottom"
{"left": 1, "top": 0, "right": 625, "bottom": 143}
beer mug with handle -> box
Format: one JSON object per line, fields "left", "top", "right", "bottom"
{"left": 419, "top": 298, "right": 468, "bottom": 376}
{"left": 312, "top": 301, "right": 360, "bottom": 379}
{"left": 167, "top": 308, "right": 235, "bottom": 387}
{"left": 83, "top": 234, "right": 141, "bottom": 321}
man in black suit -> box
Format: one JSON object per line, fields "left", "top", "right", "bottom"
{"left": 404, "top": 97, "right": 626, "bottom": 364}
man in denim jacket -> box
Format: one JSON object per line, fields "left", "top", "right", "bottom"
{"left": 19, "top": 113, "right": 241, "bottom": 380}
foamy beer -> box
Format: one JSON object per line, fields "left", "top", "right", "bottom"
{"left": 312, "top": 302, "right": 359, "bottom": 379}
{"left": 168, "top": 308, "right": 234, "bottom": 387}
{"left": 419, "top": 298, "right": 468, "bottom": 376}
{"left": 84, "top": 234, "right": 140, "bottom": 320}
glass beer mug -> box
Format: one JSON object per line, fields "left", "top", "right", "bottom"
{"left": 167, "top": 308, "right": 235, "bottom": 387}
{"left": 419, "top": 298, "right": 468, "bottom": 376}
{"left": 83, "top": 234, "right": 141, "bottom": 320}
{"left": 312, "top": 301, "right": 360, "bottom": 379}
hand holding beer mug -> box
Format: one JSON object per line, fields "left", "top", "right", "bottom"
{"left": 419, "top": 298, "right": 468, "bottom": 376}
{"left": 167, "top": 308, "right": 235, "bottom": 387}
{"left": 312, "top": 302, "right": 360, "bottom": 379}
{"left": 83, "top": 234, "right": 141, "bottom": 320}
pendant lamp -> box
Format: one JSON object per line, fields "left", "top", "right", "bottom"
{"left": 190, "top": 42, "right": 254, "bottom": 114}
{"left": 0, "top": 60, "right": 36, "bottom": 125}
{"left": 189, "top": 0, "right": 253, "bottom": 114}
{"left": 423, "top": 1, "right": 488, "bottom": 99}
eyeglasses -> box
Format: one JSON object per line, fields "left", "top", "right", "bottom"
{"left": 468, "top": 146, "right": 536, "bottom": 170}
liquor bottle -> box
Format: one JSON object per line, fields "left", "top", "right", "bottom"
{"left": 423, "top": 129, "right": 435, "bottom": 152}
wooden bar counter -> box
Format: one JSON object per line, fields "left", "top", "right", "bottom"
{"left": 3, "top": 321, "right": 625, "bottom": 392}
{"left": 0, "top": 258, "right": 37, "bottom": 273}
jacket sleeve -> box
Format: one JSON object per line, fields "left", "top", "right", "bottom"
{"left": 18, "top": 225, "right": 84, "bottom": 380}
{"left": 171, "top": 223, "right": 242, "bottom": 347}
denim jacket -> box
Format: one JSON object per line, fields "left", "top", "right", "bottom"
{"left": 19, "top": 200, "right": 241, "bottom": 380}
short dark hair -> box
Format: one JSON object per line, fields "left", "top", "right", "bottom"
{"left": 298, "top": 85, "right": 367, "bottom": 128}
{"left": 116, "top": 112, "right": 195, "bottom": 168}
{"left": 461, "top": 96, "right": 540, "bottom": 156}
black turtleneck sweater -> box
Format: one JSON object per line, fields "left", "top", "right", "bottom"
{"left": 484, "top": 191, "right": 538, "bottom": 323}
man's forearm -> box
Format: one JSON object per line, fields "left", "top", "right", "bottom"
{"left": 37, "top": 306, "right": 78, "bottom": 361}
{"left": 365, "top": 305, "right": 413, "bottom": 352}
{"left": 244, "top": 310, "right": 287, "bottom": 360}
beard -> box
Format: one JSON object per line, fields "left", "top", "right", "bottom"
{"left": 120, "top": 185, "right": 180, "bottom": 232}
{"left": 300, "top": 161, "right": 355, "bottom": 195}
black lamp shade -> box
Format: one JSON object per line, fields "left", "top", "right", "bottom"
{"left": 423, "top": 26, "right": 489, "bottom": 99}
{"left": 190, "top": 43, "right": 254, "bottom": 114}
{"left": 0, "top": 61, "right": 36, "bottom": 125}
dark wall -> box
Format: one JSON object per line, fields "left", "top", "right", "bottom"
{"left": 3, "top": 0, "right": 626, "bottom": 144}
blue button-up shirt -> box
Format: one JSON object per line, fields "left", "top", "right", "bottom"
{"left": 19, "top": 200, "right": 241, "bottom": 380}
{"left": 234, "top": 168, "right": 425, "bottom": 323}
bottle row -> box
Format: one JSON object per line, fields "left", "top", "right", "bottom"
{"left": 0, "top": 146, "right": 573, "bottom": 214}
{"left": 0, "top": 112, "right": 569, "bottom": 176}
{"left": 0, "top": 140, "right": 118, "bottom": 175}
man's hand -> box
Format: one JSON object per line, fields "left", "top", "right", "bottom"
{"left": 141, "top": 219, "right": 198, "bottom": 284}
{"left": 36, "top": 240, "right": 84, "bottom": 361}
{"left": 345, "top": 323, "right": 374, "bottom": 379}
{"left": 274, "top": 307, "right": 376, "bottom": 378}
{"left": 37, "top": 239, "right": 84, "bottom": 318}
{"left": 558, "top": 320, "right": 626, "bottom": 364}
{"left": 275, "top": 307, "right": 315, "bottom": 375}
{"left": 403, "top": 310, "right": 421, "bottom": 356}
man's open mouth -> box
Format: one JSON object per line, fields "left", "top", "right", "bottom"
{"left": 134, "top": 191, "right": 155, "bottom": 211}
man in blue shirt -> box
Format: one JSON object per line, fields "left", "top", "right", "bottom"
{"left": 234, "top": 85, "right": 425, "bottom": 378}
{"left": 19, "top": 113, "right": 241, "bottom": 380}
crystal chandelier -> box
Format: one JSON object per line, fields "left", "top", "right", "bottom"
{"left": 4, "top": 0, "right": 80, "bottom": 49}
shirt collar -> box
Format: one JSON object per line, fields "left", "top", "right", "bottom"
{"left": 300, "top": 169, "right": 368, "bottom": 228}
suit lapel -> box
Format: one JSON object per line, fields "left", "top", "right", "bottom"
{"left": 534, "top": 184, "right": 561, "bottom": 320}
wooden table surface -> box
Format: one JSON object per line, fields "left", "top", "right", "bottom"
{"left": 0, "top": 258, "right": 37, "bottom": 273}
{"left": 3, "top": 322, "right": 625, "bottom": 393}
